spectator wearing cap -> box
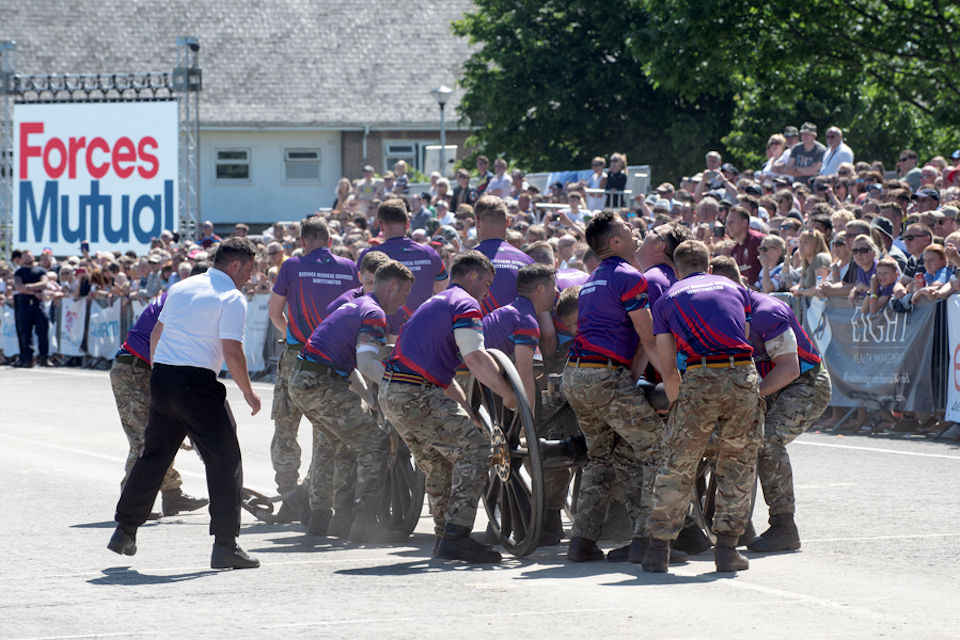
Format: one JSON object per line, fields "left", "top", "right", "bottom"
{"left": 232, "top": 223, "right": 249, "bottom": 238}
{"left": 934, "top": 204, "right": 959, "bottom": 237}
{"left": 778, "top": 123, "right": 826, "bottom": 184}
{"left": 435, "top": 198, "right": 455, "bottom": 226}
{"left": 726, "top": 205, "right": 764, "bottom": 285}
{"left": 914, "top": 188, "right": 940, "bottom": 214}
{"left": 871, "top": 215, "right": 908, "bottom": 272}
{"left": 410, "top": 193, "right": 434, "bottom": 232}
{"left": 897, "top": 150, "right": 922, "bottom": 191}
{"left": 656, "top": 182, "right": 676, "bottom": 207}
{"left": 819, "top": 127, "right": 855, "bottom": 176}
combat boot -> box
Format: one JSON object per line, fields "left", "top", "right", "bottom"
{"left": 328, "top": 509, "right": 355, "bottom": 538}
{"left": 538, "top": 509, "right": 564, "bottom": 546}
{"left": 435, "top": 524, "right": 502, "bottom": 563}
{"left": 306, "top": 508, "right": 332, "bottom": 536}
{"left": 107, "top": 527, "right": 137, "bottom": 556}
{"left": 641, "top": 538, "right": 669, "bottom": 572}
{"left": 567, "top": 536, "right": 605, "bottom": 562}
{"left": 627, "top": 537, "right": 687, "bottom": 564}
{"left": 348, "top": 512, "right": 403, "bottom": 544}
{"left": 275, "top": 484, "right": 308, "bottom": 524}
{"left": 715, "top": 534, "right": 749, "bottom": 572}
{"left": 161, "top": 489, "right": 209, "bottom": 517}
{"left": 211, "top": 542, "right": 260, "bottom": 569}
{"left": 747, "top": 514, "right": 801, "bottom": 552}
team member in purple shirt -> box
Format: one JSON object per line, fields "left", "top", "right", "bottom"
{"left": 635, "top": 221, "right": 693, "bottom": 309}
{"left": 524, "top": 240, "right": 583, "bottom": 365}
{"left": 268, "top": 216, "right": 358, "bottom": 522}
{"left": 109, "top": 264, "right": 210, "bottom": 520}
{"left": 474, "top": 195, "right": 536, "bottom": 314}
{"left": 325, "top": 251, "right": 392, "bottom": 315}
{"left": 710, "top": 256, "right": 831, "bottom": 554}
{"left": 563, "top": 210, "right": 670, "bottom": 565}
{"left": 288, "top": 261, "right": 414, "bottom": 541}
{"left": 646, "top": 240, "right": 762, "bottom": 573}
{"left": 357, "top": 199, "right": 447, "bottom": 336}
{"left": 379, "top": 251, "right": 517, "bottom": 563}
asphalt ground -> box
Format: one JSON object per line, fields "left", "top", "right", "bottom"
{"left": 2, "top": 367, "right": 959, "bottom": 639}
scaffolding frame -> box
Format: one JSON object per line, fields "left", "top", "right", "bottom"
{"left": 0, "top": 37, "right": 201, "bottom": 255}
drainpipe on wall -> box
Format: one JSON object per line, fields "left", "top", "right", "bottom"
{"left": 362, "top": 124, "right": 370, "bottom": 165}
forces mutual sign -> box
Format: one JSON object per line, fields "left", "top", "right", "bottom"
{"left": 14, "top": 102, "right": 178, "bottom": 255}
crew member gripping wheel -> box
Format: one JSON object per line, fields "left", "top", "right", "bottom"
{"left": 710, "top": 256, "right": 832, "bottom": 553}
{"left": 268, "top": 216, "right": 358, "bottom": 524}
{"left": 379, "top": 251, "right": 519, "bottom": 563}
{"left": 108, "top": 238, "right": 263, "bottom": 570}
{"left": 288, "top": 261, "right": 415, "bottom": 541}
{"left": 645, "top": 240, "right": 763, "bottom": 573}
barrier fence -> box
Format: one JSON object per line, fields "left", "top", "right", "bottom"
{"left": 2, "top": 293, "right": 957, "bottom": 421}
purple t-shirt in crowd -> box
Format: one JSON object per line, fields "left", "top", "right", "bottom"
{"left": 482, "top": 296, "right": 541, "bottom": 358}
{"left": 117, "top": 293, "right": 168, "bottom": 363}
{"left": 569, "top": 256, "right": 649, "bottom": 366}
{"left": 300, "top": 293, "right": 386, "bottom": 375}
{"left": 855, "top": 260, "right": 878, "bottom": 286}
{"left": 746, "top": 290, "right": 821, "bottom": 378}
{"left": 385, "top": 284, "right": 483, "bottom": 387}
{"left": 326, "top": 286, "right": 364, "bottom": 316}
{"left": 555, "top": 268, "right": 590, "bottom": 291}
{"left": 652, "top": 272, "right": 753, "bottom": 369}
{"left": 878, "top": 282, "right": 895, "bottom": 297}
{"left": 273, "top": 247, "right": 359, "bottom": 345}
{"left": 643, "top": 263, "right": 678, "bottom": 308}
{"left": 476, "top": 238, "right": 536, "bottom": 314}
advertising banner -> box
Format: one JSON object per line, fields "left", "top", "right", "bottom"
{"left": 13, "top": 102, "right": 179, "bottom": 255}
{"left": 59, "top": 298, "right": 87, "bottom": 356}
{"left": 87, "top": 300, "right": 122, "bottom": 359}
{"left": 806, "top": 297, "right": 937, "bottom": 411}
{"left": 1, "top": 306, "right": 19, "bottom": 357}
{"left": 244, "top": 294, "right": 271, "bottom": 373}
{"left": 944, "top": 296, "right": 960, "bottom": 421}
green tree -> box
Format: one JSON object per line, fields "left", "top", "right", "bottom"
{"left": 452, "top": 0, "right": 734, "bottom": 183}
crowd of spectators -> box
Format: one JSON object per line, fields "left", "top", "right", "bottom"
{"left": 4, "top": 123, "right": 960, "bottom": 431}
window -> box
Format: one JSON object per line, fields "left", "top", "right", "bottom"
{"left": 284, "top": 148, "right": 321, "bottom": 181}
{"left": 383, "top": 140, "right": 437, "bottom": 173}
{"left": 0, "top": 149, "right": 11, "bottom": 179}
{"left": 215, "top": 149, "right": 250, "bottom": 181}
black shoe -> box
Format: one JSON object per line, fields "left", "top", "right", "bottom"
{"left": 567, "top": 536, "right": 605, "bottom": 562}
{"left": 275, "top": 485, "right": 309, "bottom": 524}
{"left": 747, "top": 514, "right": 800, "bottom": 553}
{"left": 538, "top": 509, "right": 564, "bottom": 546}
{"left": 306, "top": 508, "right": 332, "bottom": 536}
{"left": 641, "top": 539, "right": 669, "bottom": 572}
{"left": 161, "top": 490, "right": 209, "bottom": 517}
{"left": 328, "top": 509, "right": 355, "bottom": 538}
{"left": 146, "top": 511, "right": 162, "bottom": 521}
{"left": 715, "top": 534, "right": 749, "bottom": 572}
{"left": 37, "top": 357, "right": 52, "bottom": 367}
{"left": 606, "top": 542, "right": 632, "bottom": 562}
{"left": 211, "top": 543, "right": 260, "bottom": 569}
{"left": 348, "top": 512, "right": 403, "bottom": 544}
{"left": 107, "top": 528, "right": 137, "bottom": 556}
{"left": 435, "top": 524, "right": 501, "bottom": 563}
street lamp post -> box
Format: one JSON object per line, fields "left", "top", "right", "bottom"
{"left": 430, "top": 85, "right": 453, "bottom": 177}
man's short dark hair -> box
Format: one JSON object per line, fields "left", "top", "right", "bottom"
{"left": 234, "top": 223, "right": 249, "bottom": 232}
{"left": 375, "top": 259, "right": 415, "bottom": 285}
{"left": 525, "top": 240, "right": 555, "bottom": 265}
{"left": 674, "top": 240, "right": 710, "bottom": 275}
{"left": 727, "top": 206, "right": 750, "bottom": 223}
{"left": 810, "top": 214, "right": 834, "bottom": 234}
{"left": 377, "top": 199, "right": 410, "bottom": 225}
{"left": 709, "top": 255, "right": 742, "bottom": 285}
{"left": 516, "top": 263, "right": 556, "bottom": 298}
{"left": 658, "top": 221, "right": 694, "bottom": 261}
{"left": 190, "top": 261, "right": 213, "bottom": 276}
{"left": 359, "top": 250, "right": 392, "bottom": 274}
{"left": 585, "top": 209, "right": 622, "bottom": 254}
{"left": 450, "top": 250, "right": 495, "bottom": 280}
{"left": 475, "top": 195, "right": 507, "bottom": 225}
{"left": 213, "top": 237, "right": 256, "bottom": 267}
{"left": 740, "top": 195, "right": 759, "bottom": 214}
{"left": 879, "top": 202, "right": 905, "bottom": 221}
{"left": 300, "top": 216, "right": 330, "bottom": 244}
{"left": 11, "top": 249, "right": 22, "bottom": 261}
{"left": 901, "top": 149, "right": 918, "bottom": 161}
{"left": 556, "top": 285, "right": 581, "bottom": 319}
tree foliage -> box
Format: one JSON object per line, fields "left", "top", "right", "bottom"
{"left": 454, "top": 0, "right": 960, "bottom": 183}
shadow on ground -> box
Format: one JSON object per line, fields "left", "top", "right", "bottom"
{"left": 88, "top": 566, "right": 218, "bottom": 585}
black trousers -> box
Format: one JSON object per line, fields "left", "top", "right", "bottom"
{"left": 115, "top": 364, "right": 243, "bottom": 538}
{"left": 16, "top": 300, "right": 48, "bottom": 362}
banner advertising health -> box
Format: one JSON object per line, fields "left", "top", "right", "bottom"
{"left": 806, "top": 297, "right": 937, "bottom": 412}
{"left": 244, "top": 294, "right": 271, "bottom": 373}
{"left": 944, "top": 296, "right": 960, "bottom": 422}
{"left": 87, "top": 300, "right": 122, "bottom": 359}
{"left": 59, "top": 298, "right": 87, "bottom": 356}
{"left": 1, "top": 306, "right": 19, "bottom": 357}
{"left": 13, "top": 102, "right": 179, "bottom": 255}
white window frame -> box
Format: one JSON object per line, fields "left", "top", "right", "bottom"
{"left": 382, "top": 140, "right": 437, "bottom": 173}
{"left": 214, "top": 147, "right": 252, "bottom": 183}
{"left": 283, "top": 147, "right": 322, "bottom": 183}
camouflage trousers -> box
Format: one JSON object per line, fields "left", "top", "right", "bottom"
{"left": 109, "top": 359, "right": 182, "bottom": 492}
{"left": 562, "top": 365, "right": 665, "bottom": 541}
{"left": 648, "top": 364, "right": 762, "bottom": 541}
{"left": 758, "top": 363, "right": 832, "bottom": 516}
{"left": 271, "top": 347, "right": 333, "bottom": 497}
{"left": 288, "top": 363, "right": 388, "bottom": 514}
{"left": 379, "top": 380, "right": 491, "bottom": 534}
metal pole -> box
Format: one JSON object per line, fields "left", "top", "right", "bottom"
{"left": 0, "top": 41, "right": 16, "bottom": 257}
{"left": 439, "top": 102, "right": 446, "bottom": 178}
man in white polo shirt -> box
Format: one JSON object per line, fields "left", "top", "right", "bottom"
{"left": 108, "top": 237, "right": 263, "bottom": 570}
